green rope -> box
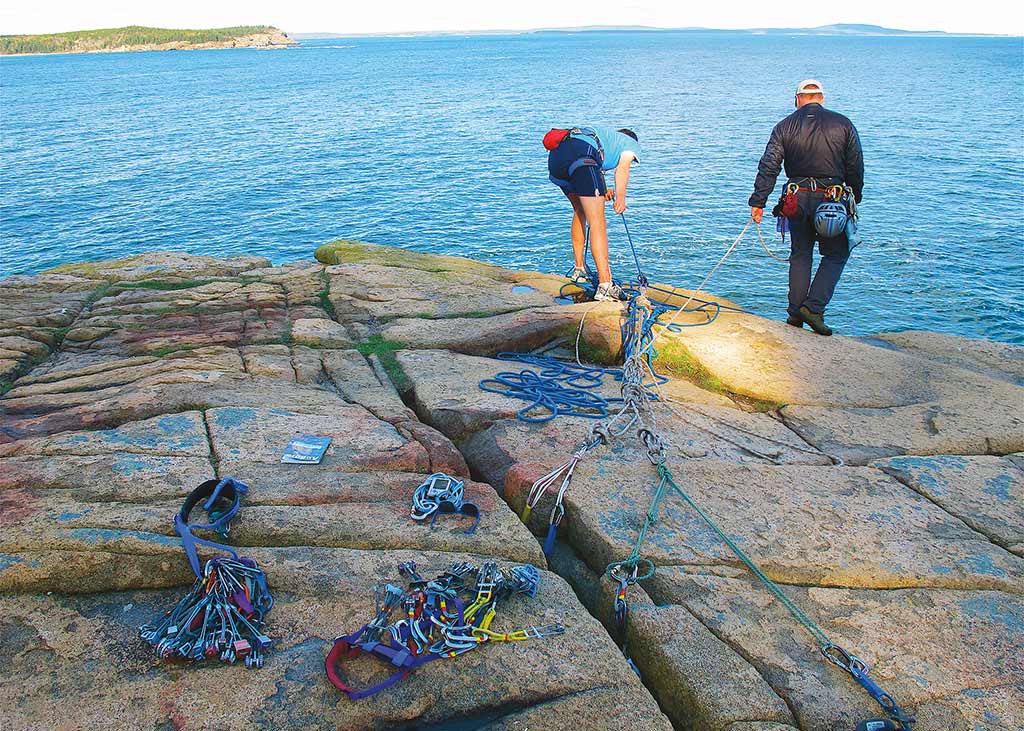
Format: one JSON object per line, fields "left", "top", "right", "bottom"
{"left": 607, "top": 462, "right": 833, "bottom": 649}
{"left": 604, "top": 470, "right": 668, "bottom": 581}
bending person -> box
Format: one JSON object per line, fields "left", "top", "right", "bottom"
{"left": 748, "top": 80, "right": 864, "bottom": 335}
{"left": 548, "top": 126, "right": 642, "bottom": 302}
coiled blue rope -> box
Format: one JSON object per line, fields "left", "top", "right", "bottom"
{"left": 491, "top": 215, "right": 741, "bottom": 424}
{"left": 479, "top": 356, "right": 619, "bottom": 423}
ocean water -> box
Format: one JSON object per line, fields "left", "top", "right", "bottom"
{"left": 1, "top": 32, "right": 1022, "bottom": 342}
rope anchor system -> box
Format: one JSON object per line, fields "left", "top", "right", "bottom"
{"left": 483, "top": 215, "right": 914, "bottom": 729}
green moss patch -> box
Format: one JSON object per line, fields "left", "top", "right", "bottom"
{"left": 111, "top": 279, "right": 214, "bottom": 292}
{"left": 653, "top": 340, "right": 724, "bottom": 394}
{"left": 145, "top": 343, "right": 207, "bottom": 358}
{"left": 653, "top": 339, "right": 785, "bottom": 412}
{"left": 315, "top": 240, "right": 505, "bottom": 278}
{"left": 557, "top": 325, "right": 620, "bottom": 366}
{"left": 0, "top": 349, "right": 54, "bottom": 396}
{"left": 317, "top": 271, "right": 338, "bottom": 319}
{"left": 355, "top": 335, "right": 411, "bottom": 392}
{"left": 377, "top": 351, "right": 412, "bottom": 394}
{"left": 356, "top": 335, "right": 405, "bottom": 358}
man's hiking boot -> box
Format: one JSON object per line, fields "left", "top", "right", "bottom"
{"left": 594, "top": 282, "right": 627, "bottom": 302}
{"left": 569, "top": 267, "right": 590, "bottom": 285}
{"left": 799, "top": 306, "right": 833, "bottom": 336}
{"left": 786, "top": 315, "right": 804, "bottom": 328}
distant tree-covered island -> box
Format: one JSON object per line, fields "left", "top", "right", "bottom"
{"left": 0, "top": 25, "right": 297, "bottom": 55}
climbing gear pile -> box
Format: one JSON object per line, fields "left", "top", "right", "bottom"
{"left": 139, "top": 477, "right": 273, "bottom": 667}
{"left": 410, "top": 472, "right": 480, "bottom": 533}
{"left": 326, "top": 560, "right": 564, "bottom": 699}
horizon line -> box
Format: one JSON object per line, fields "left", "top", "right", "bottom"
{"left": 284, "top": 22, "right": 1014, "bottom": 39}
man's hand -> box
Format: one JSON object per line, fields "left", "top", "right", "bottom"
{"left": 614, "top": 194, "right": 626, "bottom": 215}
{"left": 750, "top": 207, "right": 763, "bottom": 224}
{"left": 604, "top": 189, "right": 614, "bottom": 202}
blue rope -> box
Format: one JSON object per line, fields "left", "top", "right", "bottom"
{"left": 479, "top": 362, "right": 614, "bottom": 421}
{"left": 619, "top": 213, "right": 648, "bottom": 288}
{"left": 498, "top": 215, "right": 745, "bottom": 424}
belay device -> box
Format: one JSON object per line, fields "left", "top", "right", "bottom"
{"left": 326, "top": 560, "right": 564, "bottom": 699}
{"left": 139, "top": 477, "right": 274, "bottom": 667}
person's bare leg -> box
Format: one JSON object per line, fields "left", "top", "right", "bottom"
{"left": 566, "top": 192, "right": 587, "bottom": 269}
{"left": 579, "top": 195, "right": 611, "bottom": 283}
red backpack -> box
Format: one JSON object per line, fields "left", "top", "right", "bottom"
{"left": 543, "top": 128, "right": 572, "bottom": 150}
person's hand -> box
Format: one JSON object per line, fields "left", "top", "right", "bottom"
{"left": 750, "top": 207, "right": 763, "bottom": 224}
{"left": 614, "top": 194, "right": 627, "bottom": 214}
{"left": 604, "top": 189, "right": 614, "bottom": 202}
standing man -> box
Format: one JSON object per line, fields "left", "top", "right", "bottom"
{"left": 548, "top": 126, "right": 642, "bottom": 302}
{"left": 749, "top": 80, "right": 864, "bottom": 335}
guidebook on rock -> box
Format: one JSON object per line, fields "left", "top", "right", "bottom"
{"left": 281, "top": 435, "right": 333, "bottom": 464}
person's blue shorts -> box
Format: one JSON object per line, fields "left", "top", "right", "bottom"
{"left": 548, "top": 137, "right": 606, "bottom": 197}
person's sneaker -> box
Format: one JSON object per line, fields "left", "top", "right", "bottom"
{"left": 786, "top": 315, "right": 804, "bottom": 328}
{"left": 569, "top": 267, "right": 590, "bottom": 285}
{"left": 798, "top": 306, "right": 832, "bottom": 336}
{"left": 593, "top": 282, "right": 628, "bottom": 302}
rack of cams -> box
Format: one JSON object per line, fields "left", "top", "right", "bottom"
{"left": 326, "top": 560, "right": 564, "bottom": 699}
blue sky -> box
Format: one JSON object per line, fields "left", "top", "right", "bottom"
{"left": 2, "top": 0, "right": 1021, "bottom": 36}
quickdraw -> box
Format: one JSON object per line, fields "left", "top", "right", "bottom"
{"left": 139, "top": 477, "right": 273, "bottom": 668}
{"left": 326, "top": 560, "right": 563, "bottom": 699}
{"left": 521, "top": 436, "right": 602, "bottom": 555}
{"left": 410, "top": 472, "right": 480, "bottom": 534}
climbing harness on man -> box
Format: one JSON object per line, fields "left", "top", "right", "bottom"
{"left": 480, "top": 215, "right": 915, "bottom": 729}
{"left": 139, "top": 477, "right": 274, "bottom": 668}
{"left": 768, "top": 179, "right": 862, "bottom": 254}
{"left": 325, "top": 560, "right": 563, "bottom": 699}
{"left": 410, "top": 472, "right": 480, "bottom": 533}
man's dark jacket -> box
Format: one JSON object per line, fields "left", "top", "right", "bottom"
{"left": 748, "top": 103, "right": 864, "bottom": 208}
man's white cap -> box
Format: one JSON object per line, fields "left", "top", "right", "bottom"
{"left": 796, "top": 79, "right": 824, "bottom": 95}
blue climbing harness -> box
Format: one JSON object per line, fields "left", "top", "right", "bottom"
{"left": 549, "top": 127, "right": 605, "bottom": 188}
{"left": 139, "top": 477, "right": 274, "bottom": 668}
